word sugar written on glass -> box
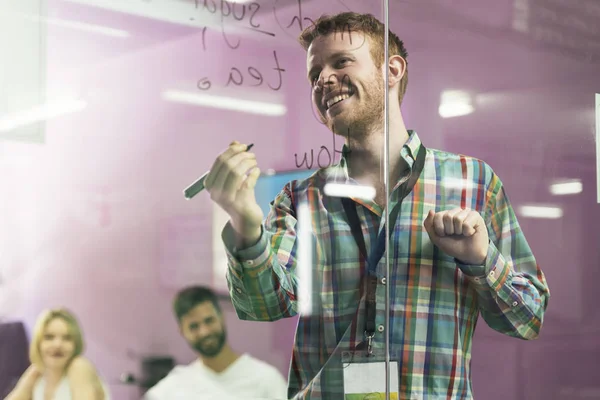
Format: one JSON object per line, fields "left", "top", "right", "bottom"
{"left": 191, "top": 0, "right": 285, "bottom": 91}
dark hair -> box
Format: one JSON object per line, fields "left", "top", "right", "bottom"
{"left": 173, "top": 286, "right": 221, "bottom": 322}
{"left": 298, "top": 12, "right": 409, "bottom": 104}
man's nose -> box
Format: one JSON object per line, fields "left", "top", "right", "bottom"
{"left": 316, "top": 70, "right": 340, "bottom": 92}
{"left": 197, "top": 325, "right": 212, "bottom": 338}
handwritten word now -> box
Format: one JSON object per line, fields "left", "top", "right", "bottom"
{"left": 295, "top": 128, "right": 350, "bottom": 169}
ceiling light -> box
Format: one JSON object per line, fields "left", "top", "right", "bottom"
{"left": 518, "top": 205, "right": 563, "bottom": 219}
{"left": 323, "top": 183, "right": 376, "bottom": 200}
{"left": 550, "top": 180, "right": 582, "bottom": 195}
{"left": 4, "top": 10, "right": 129, "bottom": 38}
{"left": 0, "top": 99, "right": 87, "bottom": 133}
{"left": 61, "top": 0, "right": 221, "bottom": 29}
{"left": 439, "top": 90, "right": 474, "bottom": 118}
{"left": 297, "top": 202, "right": 313, "bottom": 316}
{"left": 162, "top": 90, "right": 286, "bottom": 117}
{"left": 596, "top": 93, "right": 599, "bottom": 204}
{"left": 43, "top": 17, "right": 129, "bottom": 37}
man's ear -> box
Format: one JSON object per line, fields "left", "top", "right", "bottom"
{"left": 387, "top": 55, "right": 406, "bottom": 87}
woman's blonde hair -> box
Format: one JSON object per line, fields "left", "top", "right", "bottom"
{"left": 29, "top": 308, "right": 85, "bottom": 368}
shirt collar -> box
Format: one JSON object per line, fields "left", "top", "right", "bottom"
{"left": 325, "top": 130, "right": 423, "bottom": 183}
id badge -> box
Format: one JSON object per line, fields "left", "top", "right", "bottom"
{"left": 342, "top": 350, "right": 399, "bottom": 400}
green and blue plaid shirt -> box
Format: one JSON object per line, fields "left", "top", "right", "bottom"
{"left": 222, "top": 131, "right": 550, "bottom": 399}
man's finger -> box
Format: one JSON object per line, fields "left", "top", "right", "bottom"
{"left": 462, "top": 211, "right": 481, "bottom": 236}
{"left": 244, "top": 166, "right": 261, "bottom": 190}
{"left": 209, "top": 153, "right": 256, "bottom": 203}
{"left": 452, "top": 208, "right": 470, "bottom": 235}
{"left": 204, "top": 142, "right": 248, "bottom": 190}
{"left": 443, "top": 208, "right": 462, "bottom": 235}
{"left": 423, "top": 209, "right": 437, "bottom": 237}
{"left": 221, "top": 156, "right": 258, "bottom": 195}
{"left": 432, "top": 210, "right": 447, "bottom": 237}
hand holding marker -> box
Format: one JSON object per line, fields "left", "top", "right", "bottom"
{"left": 183, "top": 143, "right": 255, "bottom": 200}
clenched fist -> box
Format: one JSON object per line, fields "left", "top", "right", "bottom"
{"left": 423, "top": 208, "right": 489, "bottom": 265}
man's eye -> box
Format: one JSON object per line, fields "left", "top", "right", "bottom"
{"left": 337, "top": 58, "right": 350, "bottom": 67}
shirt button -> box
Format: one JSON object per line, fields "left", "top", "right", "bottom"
{"left": 512, "top": 301, "right": 518, "bottom": 307}
{"left": 381, "top": 277, "right": 386, "bottom": 285}
{"left": 489, "top": 270, "right": 495, "bottom": 277}
{"left": 245, "top": 260, "right": 254, "bottom": 266}
{"left": 473, "top": 277, "right": 480, "bottom": 282}
{"left": 235, "top": 287, "right": 243, "bottom": 294}
{"left": 377, "top": 325, "right": 385, "bottom": 332}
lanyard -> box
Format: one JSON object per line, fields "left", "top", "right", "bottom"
{"left": 341, "top": 144, "right": 426, "bottom": 353}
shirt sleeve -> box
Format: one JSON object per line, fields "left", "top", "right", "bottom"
{"left": 457, "top": 171, "right": 550, "bottom": 340}
{"left": 222, "top": 182, "right": 300, "bottom": 322}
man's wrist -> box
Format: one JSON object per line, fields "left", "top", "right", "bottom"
{"left": 231, "top": 222, "right": 262, "bottom": 249}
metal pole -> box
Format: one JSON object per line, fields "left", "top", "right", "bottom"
{"left": 383, "top": 0, "right": 391, "bottom": 399}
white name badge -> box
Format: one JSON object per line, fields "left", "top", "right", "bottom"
{"left": 342, "top": 355, "right": 400, "bottom": 400}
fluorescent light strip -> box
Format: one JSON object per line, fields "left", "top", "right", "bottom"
{"left": 439, "top": 90, "right": 474, "bottom": 118}
{"left": 3, "top": 11, "right": 129, "bottom": 38}
{"left": 61, "top": 0, "right": 221, "bottom": 29}
{"left": 297, "top": 202, "right": 313, "bottom": 316}
{"left": 44, "top": 16, "right": 129, "bottom": 37}
{"left": 211, "top": 203, "right": 231, "bottom": 293}
{"left": 0, "top": 100, "right": 87, "bottom": 133}
{"left": 596, "top": 93, "right": 600, "bottom": 204}
{"left": 442, "top": 177, "right": 474, "bottom": 190}
{"left": 518, "top": 205, "right": 563, "bottom": 219}
{"left": 550, "top": 180, "right": 582, "bottom": 195}
{"left": 438, "top": 103, "right": 474, "bottom": 118}
{"left": 162, "top": 90, "right": 286, "bottom": 117}
{"left": 512, "top": 0, "right": 530, "bottom": 33}
{"left": 324, "top": 183, "right": 376, "bottom": 200}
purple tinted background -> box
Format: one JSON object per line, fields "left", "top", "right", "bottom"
{"left": 0, "top": 0, "right": 598, "bottom": 399}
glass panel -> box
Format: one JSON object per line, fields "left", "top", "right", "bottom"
{"left": 1, "top": 0, "right": 598, "bottom": 400}
{"left": 0, "top": 1, "right": 386, "bottom": 399}
{"left": 383, "top": 1, "right": 598, "bottom": 400}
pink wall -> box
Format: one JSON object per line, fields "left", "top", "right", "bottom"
{"left": 1, "top": 0, "right": 599, "bottom": 399}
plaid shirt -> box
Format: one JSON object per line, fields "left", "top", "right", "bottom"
{"left": 222, "top": 131, "right": 550, "bottom": 399}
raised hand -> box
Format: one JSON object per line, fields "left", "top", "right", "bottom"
{"left": 204, "top": 141, "right": 263, "bottom": 245}
{"left": 423, "top": 208, "right": 489, "bottom": 265}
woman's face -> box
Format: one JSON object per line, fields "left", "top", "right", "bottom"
{"left": 39, "top": 318, "right": 76, "bottom": 371}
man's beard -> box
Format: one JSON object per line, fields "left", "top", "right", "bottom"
{"left": 326, "top": 70, "right": 385, "bottom": 137}
{"left": 190, "top": 330, "right": 227, "bottom": 358}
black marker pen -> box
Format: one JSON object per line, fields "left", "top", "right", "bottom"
{"left": 183, "top": 143, "right": 255, "bottom": 200}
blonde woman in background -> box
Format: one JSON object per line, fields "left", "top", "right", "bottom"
{"left": 5, "top": 308, "right": 110, "bottom": 400}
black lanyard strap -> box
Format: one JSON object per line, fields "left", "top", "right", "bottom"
{"left": 341, "top": 144, "right": 427, "bottom": 351}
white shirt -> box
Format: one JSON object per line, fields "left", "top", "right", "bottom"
{"left": 144, "top": 354, "right": 288, "bottom": 400}
{"left": 32, "top": 376, "right": 111, "bottom": 400}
